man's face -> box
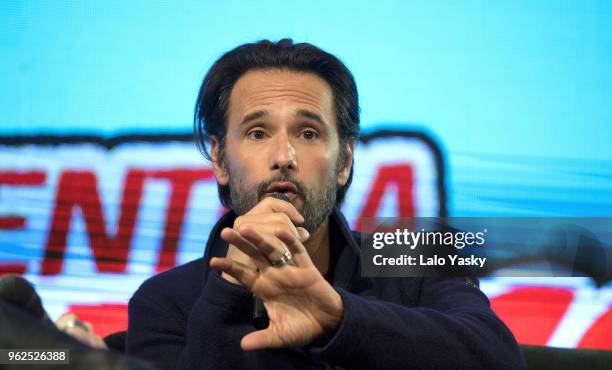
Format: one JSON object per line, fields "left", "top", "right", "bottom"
{"left": 211, "top": 69, "right": 353, "bottom": 233}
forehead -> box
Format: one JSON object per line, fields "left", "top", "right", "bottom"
{"left": 227, "top": 69, "right": 335, "bottom": 126}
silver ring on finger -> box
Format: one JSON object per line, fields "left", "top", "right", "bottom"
{"left": 64, "top": 317, "right": 89, "bottom": 332}
{"left": 271, "top": 249, "right": 293, "bottom": 268}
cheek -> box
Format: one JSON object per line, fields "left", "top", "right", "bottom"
{"left": 226, "top": 145, "right": 267, "bottom": 183}
{"left": 299, "top": 148, "right": 339, "bottom": 181}
{"left": 224, "top": 138, "right": 243, "bottom": 168}
{"left": 228, "top": 156, "right": 253, "bottom": 181}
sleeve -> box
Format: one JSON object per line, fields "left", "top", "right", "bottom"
{"left": 308, "top": 277, "right": 526, "bottom": 370}
{"left": 126, "top": 271, "right": 253, "bottom": 370}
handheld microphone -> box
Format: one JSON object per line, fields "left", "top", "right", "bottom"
{"left": 252, "top": 192, "right": 291, "bottom": 330}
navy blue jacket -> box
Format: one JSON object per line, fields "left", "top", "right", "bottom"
{"left": 127, "top": 209, "right": 525, "bottom": 370}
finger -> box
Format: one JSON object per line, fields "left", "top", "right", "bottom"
{"left": 275, "top": 228, "right": 312, "bottom": 267}
{"left": 236, "top": 213, "right": 301, "bottom": 239}
{"left": 65, "top": 327, "right": 101, "bottom": 349}
{"left": 84, "top": 321, "right": 94, "bottom": 332}
{"left": 249, "top": 197, "right": 304, "bottom": 225}
{"left": 84, "top": 331, "right": 107, "bottom": 350}
{"left": 210, "top": 257, "right": 258, "bottom": 289}
{"left": 64, "top": 327, "right": 86, "bottom": 341}
{"left": 55, "top": 312, "right": 75, "bottom": 326}
{"left": 241, "top": 329, "right": 281, "bottom": 351}
{"left": 221, "top": 228, "right": 271, "bottom": 270}
{"left": 93, "top": 336, "right": 108, "bottom": 350}
{"left": 235, "top": 218, "right": 301, "bottom": 240}
{"left": 296, "top": 227, "right": 310, "bottom": 243}
{"left": 59, "top": 312, "right": 75, "bottom": 320}
{"left": 86, "top": 334, "right": 99, "bottom": 349}
{"left": 238, "top": 226, "right": 289, "bottom": 266}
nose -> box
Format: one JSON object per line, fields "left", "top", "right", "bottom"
{"left": 270, "top": 131, "right": 297, "bottom": 172}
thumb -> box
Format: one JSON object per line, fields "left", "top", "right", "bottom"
{"left": 241, "top": 329, "right": 279, "bottom": 351}
{"left": 297, "top": 227, "right": 310, "bottom": 243}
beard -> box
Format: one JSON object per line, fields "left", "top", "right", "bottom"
{"left": 228, "top": 170, "right": 337, "bottom": 234}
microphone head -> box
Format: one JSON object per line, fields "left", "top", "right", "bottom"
{"left": 268, "top": 192, "right": 291, "bottom": 203}
{"left": 0, "top": 274, "right": 47, "bottom": 319}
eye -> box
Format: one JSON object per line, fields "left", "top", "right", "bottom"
{"left": 300, "top": 129, "right": 319, "bottom": 141}
{"left": 247, "top": 129, "right": 266, "bottom": 140}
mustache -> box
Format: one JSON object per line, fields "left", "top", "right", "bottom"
{"left": 256, "top": 175, "right": 307, "bottom": 200}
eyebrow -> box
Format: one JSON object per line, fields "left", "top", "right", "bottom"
{"left": 238, "top": 108, "right": 329, "bottom": 127}
{"left": 239, "top": 110, "right": 268, "bottom": 126}
{"left": 296, "top": 109, "right": 328, "bottom": 127}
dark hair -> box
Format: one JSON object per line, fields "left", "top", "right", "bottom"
{"left": 194, "top": 39, "right": 360, "bottom": 208}
{"left": 0, "top": 274, "right": 47, "bottom": 320}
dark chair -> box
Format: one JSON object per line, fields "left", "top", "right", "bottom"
{"left": 104, "top": 330, "right": 127, "bottom": 352}
{"left": 521, "top": 345, "right": 612, "bottom": 370}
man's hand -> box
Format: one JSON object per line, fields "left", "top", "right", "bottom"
{"left": 220, "top": 197, "right": 309, "bottom": 285}
{"left": 55, "top": 313, "right": 108, "bottom": 350}
{"left": 210, "top": 199, "right": 344, "bottom": 350}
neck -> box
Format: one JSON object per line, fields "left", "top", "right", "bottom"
{"left": 303, "top": 217, "right": 330, "bottom": 276}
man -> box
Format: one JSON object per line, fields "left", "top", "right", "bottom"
{"left": 0, "top": 274, "right": 107, "bottom": 349}
{"left": 0, "top": 276, "right": 152, "bottom": 370}
{"left": 126, "top": 39, "right": 525, "bottom": 369}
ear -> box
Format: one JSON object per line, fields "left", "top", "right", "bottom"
{"left": 337, "top": 139, "right": 355, "bottom": 187}
{"left": 210, "top": 136, "right": 229, "bottom": 185}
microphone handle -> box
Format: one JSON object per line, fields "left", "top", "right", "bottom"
{"left": 252, "top": 295, "right": 269, "bottom": 330}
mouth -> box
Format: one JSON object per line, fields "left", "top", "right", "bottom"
{"left": 266, "top": 181, "right": 299, "bottom": 200}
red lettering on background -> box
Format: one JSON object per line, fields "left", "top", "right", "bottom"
{"left": 0, "top": 170, "right": 46, "bottom": 230}
{"left": 149, "top": 168, "right": 214, "bottom": 272}
{"left": 42, "top": 170, "right": 146, "bottom": 275}
{"left": 578, "top": 306, "right": 612, "bottom": 349}
{"left": 68, "top": 303, "right": 128, "bottom": 338}
{"left": 490, "top": 286, "right": 574, "bottom": 346}
{"left": 0, "top": 263, "right": 28, "bottom": 275}
{"left": 0, "top": 171, "right": 46, "bottom": 185}
{"left": 355, "top": 164, "right": 415, "bottom": 230}
{"left": 0, "top": 216, "right": 26, "bottom": 229}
